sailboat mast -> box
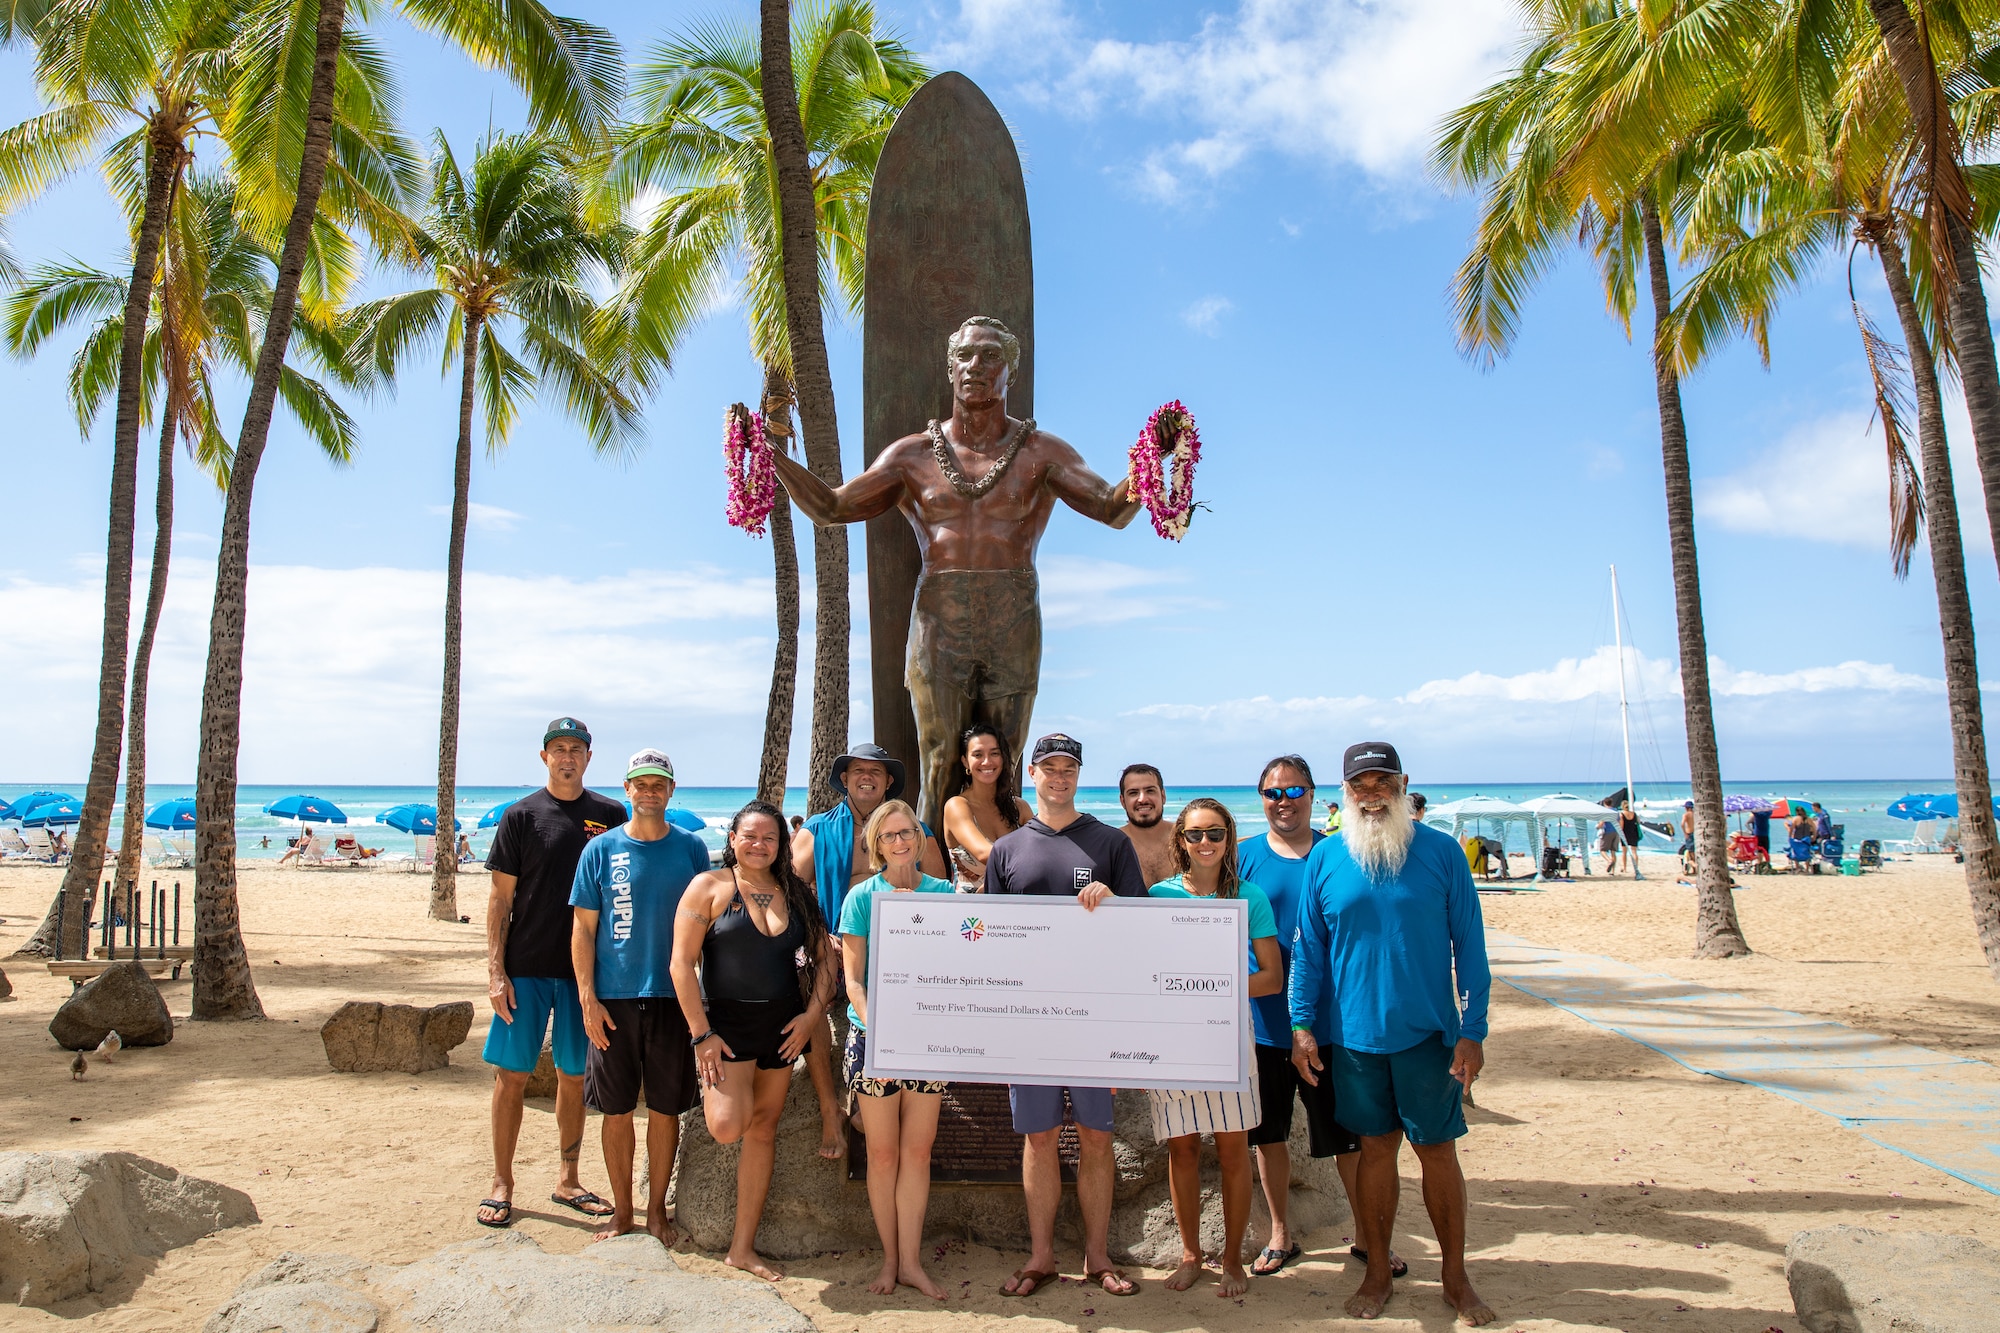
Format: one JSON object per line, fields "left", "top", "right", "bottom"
{"left": 1611, "top": 564, "right": 1636, "bottom": 804}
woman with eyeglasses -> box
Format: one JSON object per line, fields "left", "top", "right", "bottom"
{"left": 838, "top": 799, "right": 955, "bottom": 1298}
{"left": 941, "top": 723, "right": 1032, "bottom": 892}
{"left": 1145, "top": 796, "right": 1282, "bottom": 1297}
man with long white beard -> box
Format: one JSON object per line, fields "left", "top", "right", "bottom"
{"left": 1289, "top": 742, "right": 1494, "bottom": 1326}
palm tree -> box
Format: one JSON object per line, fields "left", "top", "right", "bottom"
{"left": 190, "top": 0, "right": 624, "bottom": 1019}
{"left": 603, "top": 1, "right": 925, "bottom": 812}
{"left": 345, "top": 130, "right": 638, "bottom": 922}
{"left": 1434, "top": 0, "right": 1752, "bottom": 956}
{"left": 5, "top": 173, "right": 358, "bottom": 923}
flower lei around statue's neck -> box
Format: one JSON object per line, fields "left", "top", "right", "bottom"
{"left": 1129, "top": 401, "right": 1202, "bottom": 540}
{"left": 724, "top": 402, "right": 776, "bottom": 536}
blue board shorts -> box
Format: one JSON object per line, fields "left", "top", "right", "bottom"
{"left": 1326, "top": 1035, "right": 1467, "bottom": 1145}
{"left": 482, "top": 976, "right": 587, "bottom": 1077}
{"left": 1009, "top": 1083, "right": 1116, "bottom": 1135}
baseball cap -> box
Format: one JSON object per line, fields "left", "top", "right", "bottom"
{"left": 626, "top": 748, "right": 676, "bottom": 781}
{"left": 1341, "top": 741, "right": 1403, "bottom": 782}
{"left": 1031, "top": 733, "right": 1083, "bottom": 765}
{"left": 544, "top": 716, "right": 591, "bottom": 747}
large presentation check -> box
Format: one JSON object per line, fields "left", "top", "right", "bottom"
{"left": 863, "top": 893, "right": 1251, "bottom": 1092}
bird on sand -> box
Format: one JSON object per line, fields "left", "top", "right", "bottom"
{"left": 95, "top": 1031, "right": 121, "bottom": 1062}
{"left": 70, "top": 1052, "right": 86, "bottom": 1080}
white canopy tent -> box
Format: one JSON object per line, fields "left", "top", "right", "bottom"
{"left": 1424, "top": 796, "right": 1543, "bottom": 882}
{"left": 1521, "top": 793, "right": 1614, "bottom": 877}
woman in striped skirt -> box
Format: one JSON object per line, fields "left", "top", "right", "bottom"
{"left": 1146, "top": 796, "right": 1285, "bottom": 1297}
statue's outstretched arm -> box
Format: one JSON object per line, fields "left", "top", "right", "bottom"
{"left": 773, "top": 449, "right": 904, "bottom": 526}
{"left": 1043, "top": 433, "right": 1142, "bottom": 529}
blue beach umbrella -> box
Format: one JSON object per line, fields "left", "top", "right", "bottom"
{"left": 144, "top": 798, "right": 197, "bottom": 830}
{"left": 262, "top": 793, "right": 348, "bottom": 824}
{"left": 477, "top": 799, "right": 517, "bottom": 830}
{"left": 380, "top": 803, "right": 457, "bottom": 834}
{"left": 19, "top": 792, "right": 82, "bottom": 827}
{"left": 621, "top": 802, "right": 707, "bottom": 832}
{"left": 13, "top": 790, "right": 77, "bottom": 818}
{"left": 0, "top": 798, "right": 14, "bottom": 821}
{"left": 1885, "top": 794, "right": 1939, "bottom": 820}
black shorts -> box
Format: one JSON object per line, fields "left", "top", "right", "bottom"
{"left": 585, "top": 997, "right": 699, "bottom": 1116}
{"left": 1248, "top": 1042, "right": 1361, "bottom": 1156}
{"left": 708, "top": 994, "right": 810, "bottom": 1070}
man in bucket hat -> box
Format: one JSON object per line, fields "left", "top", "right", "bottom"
{"left": 789, "top": 742, "right": 944, "bottom": 1159}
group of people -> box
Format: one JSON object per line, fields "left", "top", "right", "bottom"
{"left": 475, "top": 716, "right": 1496, "bottom": 1325}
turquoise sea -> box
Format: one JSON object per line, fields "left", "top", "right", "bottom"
{"left": 0, "top": 779, "right": 1953, "bottom": 861}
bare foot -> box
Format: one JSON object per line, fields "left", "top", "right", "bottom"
{"left": 868, "top": 1263, "right": 898, "bottom": 1296}
{"left": 1344, "top": 1273, "right": 1392, "bottom": 1319}
{"left": 899, "top": 1262, "right": 948, "bottom": 1300}
{"left": 1164, "top": 1257, "right": 1204, "bottom": 1291}
{"left": 645, "top": 1206, "right": 677, "bottom": 1247}
{"left": 817, "top": 1117, "right": 845, "bottom": 1161}
{"left": 1443, "top": 1275, "right": 1497, "bottom": 1326}
{"left": 725, "top": 1249, "right": 785, "bottom": 1281}
{"left": 1217, "top": 1263, "right": 1249, "bottom": 1298}
{"left": 594, "top": 1214, "right": 640, "bottom": 1242}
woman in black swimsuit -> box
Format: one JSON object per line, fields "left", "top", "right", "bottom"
{"left": 670, "top": 800, "right": 837, "bottom": 1281}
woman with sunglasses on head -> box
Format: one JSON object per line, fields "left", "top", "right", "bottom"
{"left": 941, "top": 724, "right": 1033, "bottom": 892}
{"left": 839, "top": 799, "right": 956, "bottom": 1298}
{"left": 1145, "top": 797, "right": 1282, "bottom": 1297}
{"left": 670, "top": 800, "right": 839, "bottom": 1281}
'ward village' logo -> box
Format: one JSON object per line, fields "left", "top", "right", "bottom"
{"left": 960, "top": 917, "right": 985, "bottom": 942}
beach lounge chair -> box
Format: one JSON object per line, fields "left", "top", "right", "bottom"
{"left": 413, "top": 835, "right": 435, "bottom": 872}
{"left": 150, "top": 834, "right": 192, "bottom": 868}
{"left": 1786, "top": 836, "right": 1814, "bottom": 871}
{"left": 292, "top": 831, "right": 327, "bottom": 866}
{"left": 1, "top": 828, "right": 37, "bottom": 859}
{"left": 23, "top": 828, "right": 66, "bottom": 863}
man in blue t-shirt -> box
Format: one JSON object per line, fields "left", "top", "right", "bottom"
{"left": 1289, "top": 742, "right": 1494, "bottom": 1325}
{"left": 570, "top": 747, "right": 711, "bottom": 1243}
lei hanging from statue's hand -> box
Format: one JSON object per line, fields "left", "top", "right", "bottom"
{"left": 1129, "top": 400, "right": 1202, "bottom": 540}
{"left": 723, "top": 402, "right": 776, "bottom": 537}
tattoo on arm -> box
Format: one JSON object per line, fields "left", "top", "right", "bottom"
{"left": 678, "top": 907, "right": 712, "bottom": 925}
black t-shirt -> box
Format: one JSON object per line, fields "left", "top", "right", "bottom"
{"left": 487, "top": 787, "right": 628, "bottom": 979}
{"left": 983, "top": 813, "right": 1146, "bottom": 898}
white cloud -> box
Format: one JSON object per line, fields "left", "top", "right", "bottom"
{"left": 1180, "top": 295, "right": 1233, "bottom": 335}
{"left": 1038, "top": 555, "right": 1194, "bottom": 627}
{"left": 426, "top": 502, "right": 525, "bottom": 532}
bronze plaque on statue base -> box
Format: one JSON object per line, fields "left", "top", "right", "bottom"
{"left": 847, "top": 1082, "right": 1078, "bottom": 1184}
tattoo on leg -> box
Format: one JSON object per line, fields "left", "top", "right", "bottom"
{"left": 563, "top": 1137, "right": 581, "bottom": 1164}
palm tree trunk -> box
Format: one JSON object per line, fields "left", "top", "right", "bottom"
{"left": 1640, "top": 193, "right": 1749, "bottom": 959}
{"left": 758, "top": 364, "right": 801, "bottom": 809}
{"left": 432, "top": 313, "right": 480, "bottom": 922}
{"left": 114, "top": 404, "right": 179, "bottom": 902}
{"left": 1876, "top": 232, "right": 2000, "bottom": 979}
{"left": 26, "top": 124, "right": 184, "bottom": 959}
{"left": 191, "top": 0, "right": 346, "bottom": 1020}
{"left": 1865, "top": 0, "right": 2000, "bottom": 579}
{"left": 759, "top": 0, "right": 848, "bottom": 814}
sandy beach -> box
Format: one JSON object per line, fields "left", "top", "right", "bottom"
{"left": 3, "top": 848, "right": 1996, "bottom": 1332}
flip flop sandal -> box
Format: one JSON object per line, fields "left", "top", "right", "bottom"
{"left": 1348, "top": 1246, "right": 1409, "bottom": 1278}
{"left": 1087, "top": 1267, "right": 1139, "bottom": 1296}
{"left": 1253, "top": 1243, "right": 1302, "bottom": 1275}
{"left": 475, "top": 1198, "right": 514, "bottom": 1228}
{"left": 1000, "top": 1269, "right": 1057, "bottom": 1297}
{"left": 550, "top": 1189, "right": 615, "bottom": 1218}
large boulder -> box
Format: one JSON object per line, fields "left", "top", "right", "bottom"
{"left": 523, "top": 1041, "right": 558, "bottom": 1099}
{"left": 1788, "top": 1226, "right": 2000, "bottom": 1332}
{"left": 204, "top": 1233, "right": 812, "bottom": 1333}
{"left": 674, "top": 1064, "right": 1349, "bottom": 1263}
{"left": 48, "top": 962, "right": 172, "bottom": 1050}
{"left": 0, "top": 965, "right": 12, "bottom": 999}
{"left": 320, "top": 1001, "right": 472, "bottom": 1074}
{"left": 0, "top": 1151, "right": 258, "bottom": 1307}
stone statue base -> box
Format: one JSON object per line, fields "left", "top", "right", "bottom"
{"left": 673, "top": 1063, "right": 1351, "bottom": 1264}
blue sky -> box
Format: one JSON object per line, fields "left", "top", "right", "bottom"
{"left": 0, "top": 0, "right": 1989, "bottom": 789}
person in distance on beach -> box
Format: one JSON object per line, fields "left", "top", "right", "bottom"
{"left": 1236, "top": 756, "right": 1400, "bottom": 1279}
{"left": 838, "top": 800, "right": 956, "bottom": 1298}
{"left": 570, "top": 748, "right": 711, "bottom": 1243}
{"left": 1147, "top": 797, "right": 1280, "bottom": 1298}
{"left": 986, "top": 732, "right": 1146, "bottom": 1299}
{"left": 1118, "top": 763, "right": 1176, "bottom": 888}
{"left": 476, "top": 717, "right": 627, "bottom": 1230}
{"left": 1290, "top": 741, "right": 1494, "bottom": 1325}
{"left": 671, "top": 800, "right": 838, "bottom": 1280}
{"left": 793, "top": 742, "right": 946, "bottom": 1159}
{"left": 941, "top": 723, "right": 1032, "bottom": 892}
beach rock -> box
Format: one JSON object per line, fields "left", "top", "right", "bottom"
{"left": 0, "top": 966, "right": 11, "bottom": 999}
{"left": 205, "top": 1233, "right": 810, "bottom": 1333}
{"left": 674, "top": 1062, "right": 1348, "bottom": 1263}
{"left": 1787, "top": 1226, "right": 2000, "bottom": 1332}
{"left": 320, "top": 1001, "right": 472, "bottom": 1074}
{"left": 48, "top": 962, "right": 172, "bottom": 1051}
{"left": 523, "top": 1041, "right": 557, "bottom": 1099}
{"left": 0, "top": 1151, "right": 258, "bottom": 1306}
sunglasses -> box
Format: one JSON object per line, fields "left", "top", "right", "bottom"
{"left": 1182, "top": 827, "right": 1229, "bottom": 844}
{"left": 1261, "top": 785, "right": 1309, "bottom": 801}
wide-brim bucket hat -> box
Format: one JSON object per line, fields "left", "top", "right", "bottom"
{"left": 830, "top": 742, "right": 907, "bottom": 802}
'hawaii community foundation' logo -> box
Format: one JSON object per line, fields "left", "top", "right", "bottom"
{"left": 960, "top": 917, "right": 985, "bottom": 942}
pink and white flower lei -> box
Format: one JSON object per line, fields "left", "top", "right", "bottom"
{"left": 724, "top": 403, "right": 776, "bottom": 537}
{"left": 1128, "top": 400, "right": 1202, "bottom": 540}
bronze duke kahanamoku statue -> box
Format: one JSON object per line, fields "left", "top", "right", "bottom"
{"left": 772, "top": 317, "right": 1139, "bottom": 832}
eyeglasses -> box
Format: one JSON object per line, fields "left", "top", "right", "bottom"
{"left": 878, "top": 828, "right": 918, "bottom": 843}
{"left": 1182, "top": 827, "right": 1229, "bottom": 844}
{"left": 1261, "top": 785, "right": 1309, "bottom": 801}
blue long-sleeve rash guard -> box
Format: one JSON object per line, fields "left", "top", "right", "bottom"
{"left": 1288, "top": 820, "right": 1491, "bottom": 1053}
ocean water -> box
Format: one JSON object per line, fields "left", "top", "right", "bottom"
{"left": 0, "top": 779, "right": 1952, "bottom": 861}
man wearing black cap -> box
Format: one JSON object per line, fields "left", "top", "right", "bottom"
{"left": 476, "top": 717, "right": 628, "bottom": 1230}
{"left": 987, "top": 733, "right": 1145, "bottom": 1299}
{"left": 790, "top": 742, "right": 945, "bottom": 1159}
{"left": 1289, "top": 742, "right": 1495, "bottom": 1325}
